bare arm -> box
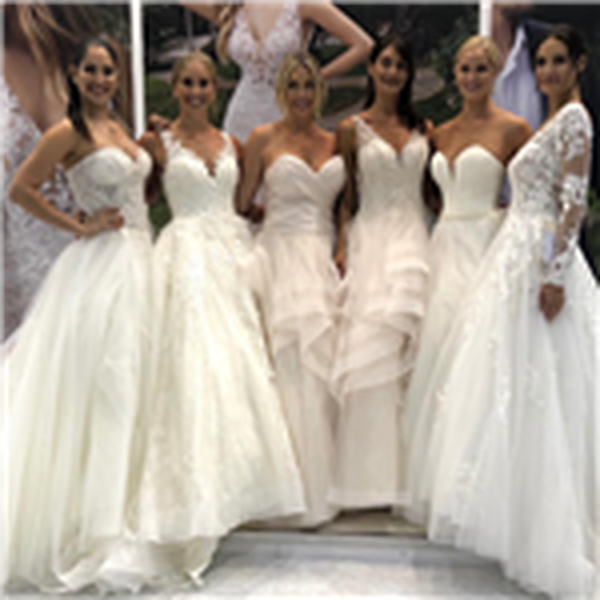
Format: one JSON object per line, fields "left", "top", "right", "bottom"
{"left": 9, "top": 120, "right": 122, "bottom": 237}
{"left": 179, "top": 1, "right": 222, "bottom": 25}
{"left": 237, "top": 126, "right": 269, "bottom": 219}
{"left": 333, "top": 118, "right": 358, "bottom": 275}
{"left": 300, "top": 1, "right": 373, "bottom": 80}
{"left": 138, "top": 131, "right": 166, "bottom": 205}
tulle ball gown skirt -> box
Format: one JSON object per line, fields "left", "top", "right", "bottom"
{"left": 2, "top": 228, "right": 153, "bottom": 593}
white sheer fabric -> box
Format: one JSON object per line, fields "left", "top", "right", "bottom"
{"left": 252, "top": 153, "right": 345, "bottom": 526}
{"left": 130, "top": 131, "right": 305, "bottom": 583}
{"left": 331, "top": 117, "right": 430, "bottom": 509}
{"left": 406, "top": 146, "right": 505, "bottom": 523}
{"left": 3, "top": 147, "right": 153, "bottom": 593}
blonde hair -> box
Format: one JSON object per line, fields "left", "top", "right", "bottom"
{"left": 171, "top": 50, "right": 217, "bottom": 87}
{"left": 455, "top": 35, "right": 502, "bottom": 71}
{"left": 275, "top": 52, "right": 326, "bottom": 118}
{"left": 216, "top": 4, "right": 240, "bottom": 65}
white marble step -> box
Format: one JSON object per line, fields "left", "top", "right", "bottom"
{"left": 203, "top": 530, "right": 547, "bottom": 597}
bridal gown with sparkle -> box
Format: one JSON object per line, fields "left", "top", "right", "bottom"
{"left": 225, "top": 0, "right": 305, "bottom": 142}
{"left": 331, "top": 117, "right": 430, "bottom": 509}
{"left": 252, "top": 153, "right": 345, "bottom": 526}
{"left": 131, "top": 131, "right": 305, "bottom": 580}
{"left": 405, "top": 146, "right": 505, "bottom": 523}
{"left": 415, "top": 103, "right": 599, "bottom": 597}
{"left": 2, "top": 147, "right": 153, "bottom": 593}
{"left": 1, "top": 74, "right": 76, "bottom": 337}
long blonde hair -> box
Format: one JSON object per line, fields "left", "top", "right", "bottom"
{"left": 216, "top": 3, "right": 241, "bottom": 64}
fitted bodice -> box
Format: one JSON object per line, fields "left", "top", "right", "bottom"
{"left": 262, "top": 154, "right": 345, "bottom": 236}
{"left": 65, "top": 147, "right": 151, "bottom": 232}
{"left": 431, "top": 146, "right": 504, "bottom": 219}
{"left": 355, "top": 117, "right": 429, "bottom": 218}
{"left": 161, "top": 131, "right": 239, "bottom": 218}
{"left": 508, "top": 102, "right": 592, "bottom": 220}
{"left": 228, "top": 0, "right": 304, "bottom": 87}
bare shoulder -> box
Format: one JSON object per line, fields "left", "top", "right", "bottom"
{"left": 496, "top": 109, "right": 533, "bottom": 148}
{"left": 229, "top": 134, "right": 243, "bottom": 160}
{"left": 336, "top": 116, "right": 357, "bottom": 138}
{"left": 38, "top": 118, "right": 82, "bottom": 157}
{"left": 298, "top": 0, "right": 331, "bottom": 20}
{"left": 246, "top": 123, "right": 275, "bottom": 149}
{"left": 432, "top": 117, "right": 458, "bottom": 148}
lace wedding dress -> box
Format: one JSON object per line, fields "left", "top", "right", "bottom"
{"left": 225, "top": 0, "right": 305, "bottom": 142}
{"left": 416, "top": 103, "right": 599, "bottom": 597}
{"left": 3, "top": 147, "right": 154, "bottom": 593}
{"left": 252, "top": 153, "right": 345, "bottom": 526}
{"left": 130, "top": 131, "right": 305, "bottom": 584}
{"left": 331, "top": 117, "right": 430, "bottom": 509}
{"left": 1, "top": 75, "right": 76, "bottom": 337}
{"left": 406, "top": 146, "right": 505, "bottom": 523}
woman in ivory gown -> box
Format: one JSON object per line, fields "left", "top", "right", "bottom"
{"left": 240, "top": 52, "right": 345, "bottom": 527}
{"left": 131, "top": 51, "right": 305, "bottom": 586}
{"left": 410, "top": 25, "right": 599, "bottom": 598}
{"left": 181, "top": 0, "right": 372, "bottom": 142}
{"left": 331, "top": 32, "right": 431, "bottom": 510}
{"left": 3, "top": 38, "right": 153, "bottom": 593}
{"left": 405, "top": 36, "right": 531, "bottom": 524}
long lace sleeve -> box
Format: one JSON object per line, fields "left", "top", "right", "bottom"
{"left": 544, "top": 104, "right": 593, "bottom": 286}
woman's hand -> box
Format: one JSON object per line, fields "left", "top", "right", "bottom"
{"left": 334, "top": 246, "right": 346, "bottom": 277}
{"left": 147, "top": 113, "right": 171, "bottom": 133}
{"left": 539, "top": 282, "right": 565, "bottom": 322}
{"left": 81, "top": 207, "right": 124, "bottom": 238}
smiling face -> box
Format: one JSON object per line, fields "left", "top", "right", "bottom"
{"left": 454, "top": 44, "right": 498, "bottom": 103}
{"left": 70, "top": 44, "right": 119, "bottom": 109}
{"left": 282, "top": 65, "right": 317, "bottom": 119}
{"left": 368, "top": 43, "right": 409, "bottom": 98}
{"left": 535, "top": 36, "right": 584, "bottom": 101}
{"left": 172, "top": 57, "right": 216, "bottom": 113}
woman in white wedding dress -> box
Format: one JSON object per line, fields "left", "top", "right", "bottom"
{"left": 405, "top": 36, "right": 531, "bottom": 524}
{"left": 3, "top": 38, "right": 153, "bottom": 593}
{"left": 132, "top": 51, "right": 305, "bottom": 586}
{"left": 413, "top": 25, "right": 599, "bottom": 598}
{"left": 240, "top": 52, "right": 345, "bottom": 527}
{"left": 331, "top": 32, "right": 431, "bottom": 510}
{"left": 181, "top": 0, "right": 372, "bottom": 142}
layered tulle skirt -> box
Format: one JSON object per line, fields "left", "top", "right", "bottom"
{"left": 331, "top": 208, "right": 429, "bottom": 508}
{"left": 2, "top": 228, "right": 153, "bottom": 592}
{"left": 412, "top": 210, "right": 600, "bottom": 597}
{"left": 252, "top": 228, "right": 340, "bottom": 526}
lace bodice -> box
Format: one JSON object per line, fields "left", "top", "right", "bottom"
{"left": 431, "top": 146, "right": 504, "bottom": 219}
{"left": 508, "top": 102, "right": 593, "bottom": 285}
{"left": 228, "top": 0, "right": 303, "bottom": 87}
{"left": 354, "top": 117, "right": 429, "bottom": 218}
{"left": 262, "top": 154, "right": 345, "bottom": 236}
{"left": 65, "top": 147, "right": 151, "bottom": 232}
{"left": 161, "top": 131, "right": 239, "bottom": 218}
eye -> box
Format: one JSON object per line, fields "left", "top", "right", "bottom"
{"left": 535, "top": 56, "right": 547, "bottom": 68}
{"left": 305, "top": 80, "right": 315, "bottom": 90}
{"left": 396, "top": 61, "right": 407, "bottom": 71}
{"left": 380, "top": 56, "right": 393, "bottom": 68}
{"left": 103, "top": 66, "right": 115, "bottom": 77}
{"left": 459, "top": 64, "right": 470, "bottom": 74}
{"left": 287, "top": 81, "right": 299, "bottom": 90}
{"left": 553, "top": 55, "right": 567, "bottom": 65}
{"left": 198, "top": 78, "right": 210, "bottom": 88}
{"left": 84, "top": 65, "right": 97, "bottom": 75}
{"left": 182, "top": 77, "right": 193, "bottom": 87}
{"left": 476, "top": 64, "right": 489, "bottom": 73}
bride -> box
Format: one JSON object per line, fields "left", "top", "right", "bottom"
{"left": 405, "top": 35, "right": 531, "bottom": 524}
{"left": 411, "top": 25, "right": 599, "bottom": 598}
{"left": 181, "top": 0, "right": 373, "bottom": 142}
